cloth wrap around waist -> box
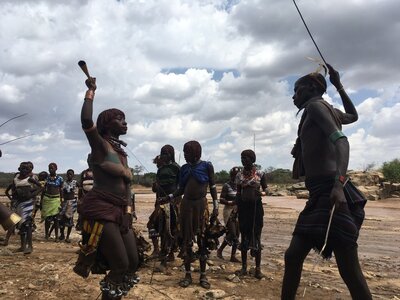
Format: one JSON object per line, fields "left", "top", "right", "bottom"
{"left": 79, "top": 188, "right": 128, "bottom": 224}
{"left": 293, "top": 176, "right": 366, "bottom": 258}
{"left": 237, "top": 194, "right": 264, "bottom": 252}
{"left": 41, "top": 194, "right": 61, "bottom": 218}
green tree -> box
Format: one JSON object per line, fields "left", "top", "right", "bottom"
{"left": 382, "top": 159, "right": 400, "bottom": 183}
{"left": 215, "top": 170, "right": 229, "bottom": 184}
{"left": 141, "top": 172, "right": 156, "bottom": 187}
{"left": 132, "top": 165, "right": 144, "bottom": 184}
{"left": 265, "top": 168, "right": 298, "bottom": 184}
{"left": 0, "top": 172, "right": 15, "bottom": 189}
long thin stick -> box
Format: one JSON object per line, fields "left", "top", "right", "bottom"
{"left": 321, "top": 204, "right": 335, "bottom": 254}
{"left": 127, "top": 147, "right": 150, "bottom": 174}
{"left": 0, "top": 134, "right": 34, "bottom": 146}
{"left": 0, "top": 113, "right": 27, "bottom": 129}
{"left": 292, "top": 0, "right": 328, "bottom": 66}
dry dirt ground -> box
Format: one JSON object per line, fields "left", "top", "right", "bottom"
{"left": 0, "top": 190, "right": 399, "bottom": 300}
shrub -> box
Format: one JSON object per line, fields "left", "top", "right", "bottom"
{"left": 381, "top": 159, "right": 400, "bottom": 183}
{"left": 265, "top": 168, "right": 299, "bottom": 184}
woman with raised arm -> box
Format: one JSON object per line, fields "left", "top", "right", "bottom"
{"left": 73, "top": 76, "right": 139, "bottom": 300}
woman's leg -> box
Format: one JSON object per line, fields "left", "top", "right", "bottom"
{"left": 98, "top": 222, "right": 129, "bottom": 283}
{"left": 121, "top": 229, "right": 139, "bottom": 274}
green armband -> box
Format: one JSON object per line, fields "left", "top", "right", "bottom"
{"left": 329, "top": 130, "right": 346, "bottom": 144}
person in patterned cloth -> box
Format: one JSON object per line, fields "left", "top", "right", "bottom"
{"left": 41, "top": 162, "right": 63, "bottom": 240}
{"left": 236, "top": 150, "right": 268, "bottom": 279}
{"left": 6, "top": 162, "right": 42, "bottom": 254}
{"left": 59, "top": 169, "right": 79, "bottom": 242}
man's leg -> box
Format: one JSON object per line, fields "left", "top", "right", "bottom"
{"left": 239, "top": 249, "right": 248, "bottom": 275}
{"left": 281, "top": 235, "right": 313, "bottom": 300}
{"left": 217, "top": 240, "right": 227, "bottom": 259}
{"left": 44, "top": 218, "right": 51, "bottom": 239}
{"left": 1, "top": 226, "right": 15, "bottom": 246}
{"left": 17, "top": 229, "right": 27, "bottom": 252}
{"left": 24, "top": 225, "right": 33, "bottom": 254}
{"left": 334, "top": 245, "right": 372, "bottom": 300}
{"left": 54, "top": 218, "right": 59, "bottom": 241}
{"left": 179, "top": 198, "right": 194, "bottom": 287}
{"left": 230, "top": 244, "right": 240, "bottom": 262}
{"left": 178, "top": 248, "right": 193, "bottom": 287}
{"left": 59, "top": 222, "right": 65, "bottom": 241}
{"left": 65, "top": 226, "right": 72, "bottom": 243}
{"left": 198, "top": 235, "right": 210, "bottom": 289}
{"left": 254, "top": 249, "right": 264, "bottom": 279}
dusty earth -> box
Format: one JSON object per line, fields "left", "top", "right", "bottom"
{"left": 0, "top": 190, "right": 399, "bottom": 300}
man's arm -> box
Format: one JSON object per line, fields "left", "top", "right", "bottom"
{"left": 307, "top": 102, "right": 349, "bottom": 206}
{"left": 59, "top": 178, "right": 64, "bottom": 204}
{"left": 327, "top": 64, "right": 358, "bottom": 124}
{"left": 28, "top": 176, "right": 43, "bottom": 197}
{"left": 219, "top": 184, "right": 230, "bottom": 205}
{"left": 207, "top": 162, "right": 219, "bottom": 217}
{"left": 5, "top": 183, "right": 14, "bottom": 200}
{"left": 260, "top": 172, "right": 269, "bottom": 196}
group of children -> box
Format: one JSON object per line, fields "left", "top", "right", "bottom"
{"left": 0, "top": 161, "right": 93, "bottom": 254}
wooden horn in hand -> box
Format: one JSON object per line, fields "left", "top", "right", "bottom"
{"left": 78, "top": 60, "right": 91, "bottom": 79}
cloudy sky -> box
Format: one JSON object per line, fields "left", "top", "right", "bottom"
{"left": 0, "top": 0, "right": 399, "bottom": 175}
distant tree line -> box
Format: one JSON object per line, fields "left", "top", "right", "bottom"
{"left": 2, "top": 158, "right": 399, "bottom": 189}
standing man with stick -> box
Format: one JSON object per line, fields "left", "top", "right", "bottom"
{"left": 73, "top": 61, "right": 139, "bottom": 300}
{"left": 281, "top": 65, "right": 371, "bottom": 300}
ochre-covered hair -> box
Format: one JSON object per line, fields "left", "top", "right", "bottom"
{"left": 241, "top": 149, "right": 256, "bottom": 163}
{"left": 183, "top": 140, "right": 202, "bottom": 162}
{"left": 96, "top": 108, "right": 125, "bottom": 137}
{"left": 160, "top": 144, "right": 175, "bottom": 162}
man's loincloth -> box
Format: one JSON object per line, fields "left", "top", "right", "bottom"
{"left": 293, "top": 176, "right": 366, "bottom": 258}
